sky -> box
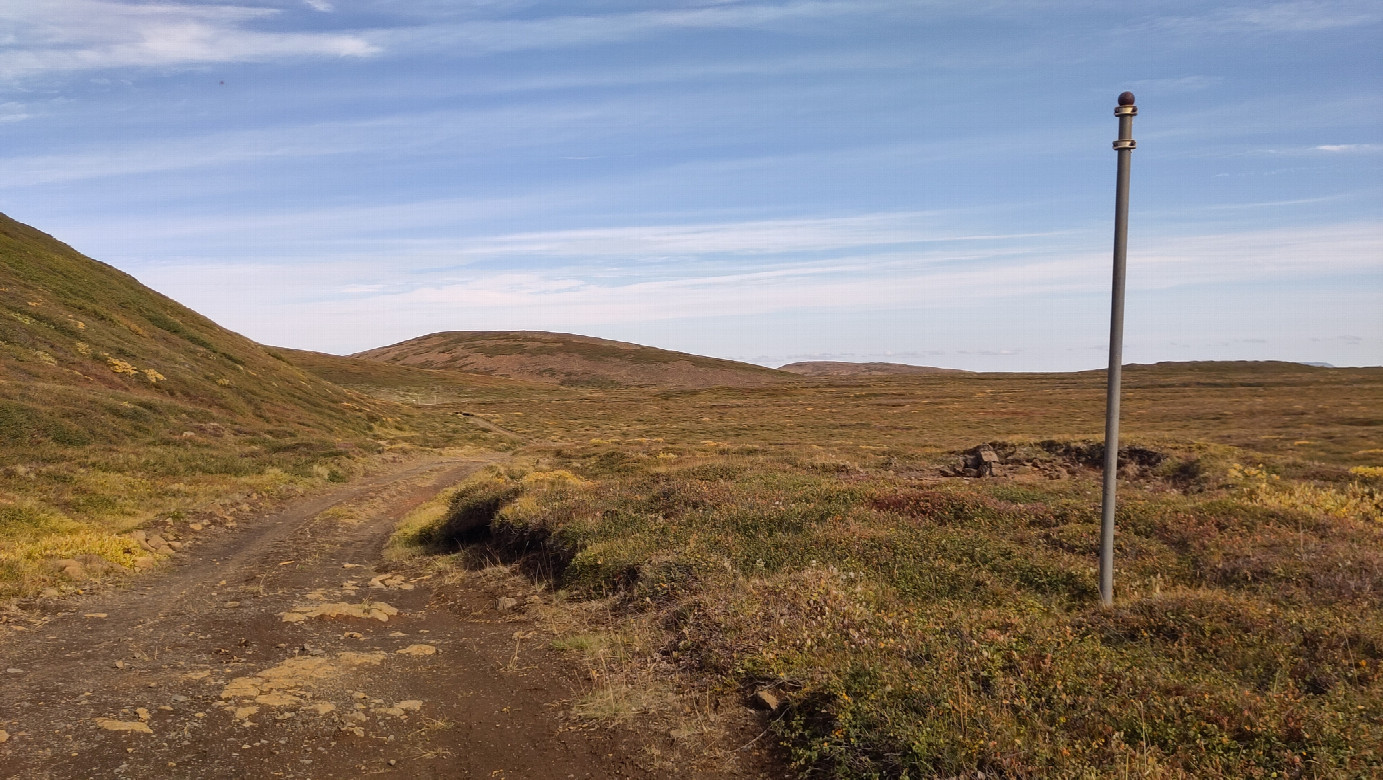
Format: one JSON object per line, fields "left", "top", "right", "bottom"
{"left": 0, "top": 0, "right": 1379, "bottom": 371}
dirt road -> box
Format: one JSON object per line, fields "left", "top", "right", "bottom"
{"left": 0, "top": 456, "right": 783, "bottom": 779}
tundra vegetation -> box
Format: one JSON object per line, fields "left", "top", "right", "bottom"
{"left": 3, "top": 212, "right": 1380, "bottom": 777}
{"left": 384, "top": 364, "right": 1383, "bottom": 779}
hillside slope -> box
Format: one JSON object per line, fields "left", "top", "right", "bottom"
{"left": 779, "top": 360, "right": 967, "bottom": 377}
{"left": 0, "top": 213, "right": 403, "bottom": 597}
{"left": 0, "top": 214, "right": 375, "bottom": 442}
{"left": 355, "top": 331, "right": 791, "bottom": 389}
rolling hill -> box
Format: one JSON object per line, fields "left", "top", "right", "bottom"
{"left": 354, "top": 331, "right": 792, "bottom": 389}
{"left": 778, "top": 360, "right": 968, "bottom": 377}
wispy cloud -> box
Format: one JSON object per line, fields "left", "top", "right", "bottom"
{"left": 1314, "top": 144, "right": 1382, "bottom": 153}
{"left": 0, "top": 1, "right": 377, "bottom": 80}
{"left": 127, "top": 219, "right": 1382, "bottom": 354}
{"left": 1148, "top": 0, "right": 1383, "bottom": 35}
{"left": 368, "top": 1, "right": 910, "bottom": 55}
{"left": 0, "top": 101, "right": 30, "bottom": 123}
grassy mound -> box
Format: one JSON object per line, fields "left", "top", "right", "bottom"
{"left": 355, "top": 330, "right": 790, "bottom": 389}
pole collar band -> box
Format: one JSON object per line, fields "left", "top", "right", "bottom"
{"left": 1112, "top": 139, "right": 1137, "bottom": 150}
{"left": 1114, "top": 105, "right": 1138, "bottom": 117}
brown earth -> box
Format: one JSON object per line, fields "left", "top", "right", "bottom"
{"left": 354, "top": 332, "right": 790, "bottom": 389}
{"left": 0, "top": 456, "right": 785, "bottom": 779}
{"left": 777, "top": 361, "right": 967, "bottom": 377}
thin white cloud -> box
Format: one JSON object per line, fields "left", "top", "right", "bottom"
{"left": 0, "top": 1, "right": 377, "bottom": 80}
{"left": 1314, "top": 144, "right": 1382, "bottom": 153}
{"left": 0, "top": 101, "right": 30, "bottom": 123}
{"left": 1149, "top": 0, "right": 1383, "bottom": 35}
{"left": 126, "top": 219, "right": 1383, "bottom": 355}
{"left": 367, "top": 0, "right": 912, "bottom": 55}
{"left": 303, "top": 0, "right": 335, "bottom": 11}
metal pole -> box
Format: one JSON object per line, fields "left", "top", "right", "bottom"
{"left": 1100, "top": 91, "right": 1136, "bottom": 607}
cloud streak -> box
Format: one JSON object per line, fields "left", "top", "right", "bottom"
{"left": 0, "top": 1, "right": 376, "bottom": 80}
{"left": 125, "top": 218, "right": 1382, "bottom": 355}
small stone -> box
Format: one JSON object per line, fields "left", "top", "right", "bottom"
{"left": 748, "top": 690, "right": 783, "bottom": 711}
{"left": 496, "top": 597, "right": 518, "bottom": 612}
{"left": 396, "top": 644, "right": 436, "bottom": 656}
{"left": 136, "top": 707, "right": 150, "bottom": 721}
{"left": 389, "top": 759, "right": 397, "bottom": 766}
{"left": 95, "top": 718, "right": 153, "bottom": 734}
{"left": 84, "top": 613, "right": 107, "bottom": 619}
{"left": 188, "top": 523, "right": 204, "bottom": 531}
{"left": 395, "top": 700, "right": 422, "bottom": 712}
{"left": 0, "top": 730, "right": 8, "bottom": 743}
{"left": 308, "top": 702, "right": 336, "bottom": 715}
{"left": 5, "top": 668, "right": 23, "bottom": 674}
{"left": 233, "top": 706, "right": 259, "bottom": 720}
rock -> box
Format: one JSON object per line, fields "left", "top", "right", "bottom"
{"left": 396, "top": 644, "right": 437, "bottom": 657}
{"left": 748, "top": 690, "right": 783, "bottom": 711}
{"left": 188, "top": 523, "right": 204, "bottom": 532}
{"left": 0, "top": 729, "right": 7, "bottom": 743}
{"left": 496, "top": 597, "right": 519, "bottom": 612}
{"left": 95, "top": 718, "right": 153, "bottom": 734}
{"left": 75, "top": 554, "right": 114, "bottom": 573}
{"left": 135, "top": 707, "right": 150, "bottom": 721}
{"left": 6, "top": 668, "right": 23, "bottom": 674}
{"left": 52, "top": 558, "right": 85, "bottom": 579}
{"left": 41, "top": 588, "right": 60, "bottom": 598}
{"left": 167, "top": 541, "right": 183, "bottom": 551}
{"left": 308, "top": 702, "right": 336, "bottom": 715}
{"left": 395, "top": 700, "right": 423, "bottom": 712}
{"left": 233, "top": 706, "right": 259, "bottom": 720}
{"left": 254, "top": 693, "right": 298, "bottom": 707}
{"left": 133, "top": 556, "right": 156, "bottom": 571}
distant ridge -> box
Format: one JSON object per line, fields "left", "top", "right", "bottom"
{"left": 354, "top": 331, "right": 790, "bottom": 389}
{"left": 779, "top": 361, "right": 968, "bottom": 377}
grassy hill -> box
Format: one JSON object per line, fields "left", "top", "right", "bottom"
{"left": 779, "top": 360, "right": 967, "bottom": 377}
{"left": 355, "top": 331, "right": 791, "bottom": 389}
{"left": 0, "top": 213, "right": 444, "bottom": 598}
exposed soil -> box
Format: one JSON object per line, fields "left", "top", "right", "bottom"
{"left": 0, "top": 456, "right": 785, "bottom": 779}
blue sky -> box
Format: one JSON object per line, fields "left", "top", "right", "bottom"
{"left": 1, "top": 1, "right": 1379, "bottom": 370}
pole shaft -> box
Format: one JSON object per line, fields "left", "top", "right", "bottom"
{"left": 1100, "top": 100, "right": 1136, "bottom": 607}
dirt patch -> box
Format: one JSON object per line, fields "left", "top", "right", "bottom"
{"left": 0, "top": 456, "right": 785, "bottom": 778}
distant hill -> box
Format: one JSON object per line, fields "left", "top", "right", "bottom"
{"left": 354, "top": 331, "right": 791, "bottom": 389}
{"left": 279, "top": 346, "right": 542, "bottom": 401}
{"left": 0, "top": 213, "right": 376, "bottom": 448}
{"left": 779, "top": 361, "right": 968, "bottom": 377}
